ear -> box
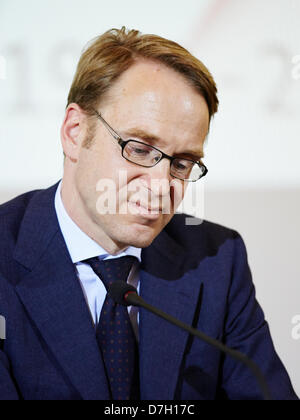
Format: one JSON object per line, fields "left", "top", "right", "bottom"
{"left": 61, "top": 104, "right": 87, "bottom": 162}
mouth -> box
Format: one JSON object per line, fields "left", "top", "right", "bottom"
{"left": 128, "top": 200, "right": 161, "bottom": 220}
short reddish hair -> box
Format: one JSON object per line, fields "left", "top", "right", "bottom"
{"left": 67, "top": 27, "right": 219, "bottom": 122}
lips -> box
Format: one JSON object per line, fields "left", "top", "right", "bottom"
{"left": 134, "top": 200, "right": 161, "bottom": 213}
{"left": 128, "top": 201, "right": 161, "bottom": 219}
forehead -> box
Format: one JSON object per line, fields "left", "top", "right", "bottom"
{"left": 101, "top": 59, "right": 210, "bottom": 152}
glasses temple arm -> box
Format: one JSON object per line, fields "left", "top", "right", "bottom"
{"left": 94, "top": 110, "right": 121, "bottom": 141}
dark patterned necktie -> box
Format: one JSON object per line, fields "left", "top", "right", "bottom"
{"left": 83, "top": 256, "right": 139, "bottom": 400}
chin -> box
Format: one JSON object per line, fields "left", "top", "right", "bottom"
{"left": 126, "top": 229, "right": 157, "bottom": 248}
{"left": 115, "top": 221, "right": 163, "bottom": 249}
{"left": 126, "top": 237, "right": 155, "bottom": 249}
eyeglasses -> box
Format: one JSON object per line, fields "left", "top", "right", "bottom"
{"left": 93, "top": 110, "right": 208, "bottom": 182}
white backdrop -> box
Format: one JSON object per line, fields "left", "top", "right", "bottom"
{"left": 0, "top": 0, "right": 299, "bottom": 397}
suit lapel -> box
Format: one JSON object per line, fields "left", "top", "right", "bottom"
{"left": 139, "top": 226, "right": 204, "bottom": 400}
{"left": 13, "top": 184, "right": 110, "bottom": 400}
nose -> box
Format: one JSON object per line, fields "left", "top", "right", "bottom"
{"left": 143, "top": 158, "right": 171, "bottom": 192}
{"left": 149, "top": 157, "right": 171, "bottom": 180}
{"left": 136, "top": 159, "right": 171, "bottom": 208}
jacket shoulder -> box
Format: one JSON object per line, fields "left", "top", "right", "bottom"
{"left": 0, "top": 189, "right": 41, "bottom": 240}
{"left": 166, "top": 213, "right": 241, "bottom": 255}
{"left": 0, "top": 189, "right": 44, "bottom": 280}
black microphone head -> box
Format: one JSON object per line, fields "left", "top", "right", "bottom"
{"left": 108, "top": 281, "right": 137, "bottom": 306}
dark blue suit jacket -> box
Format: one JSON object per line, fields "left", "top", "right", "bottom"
{"left": 0, "top": 183, "right": 298, "bottom": 400}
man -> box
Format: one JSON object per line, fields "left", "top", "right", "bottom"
{"left": 0, "top": 27, "right": 298, "bottom": 400}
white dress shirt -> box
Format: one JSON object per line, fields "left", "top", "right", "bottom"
{"left": 54, "top": 182, "right": 141, "bottom": 337}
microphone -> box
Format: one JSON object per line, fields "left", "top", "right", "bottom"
{"left": 109, "top": 281, "right": 272, "bottom": 401}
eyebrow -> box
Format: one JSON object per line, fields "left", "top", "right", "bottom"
{"left": 123, "top": 128, "right": 205, "bottom": 160}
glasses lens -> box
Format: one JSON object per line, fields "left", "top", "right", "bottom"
{"left": 123, "top": 141, "right": 206, "bottom": 181}
{"left": 171, "top": 159, "right": 205, "bottom": 181}
{"left": 123, "top": 141, "right": 162, "bottom": 167}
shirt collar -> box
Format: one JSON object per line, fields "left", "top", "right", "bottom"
{"left": 54, "top": 181, "right": 142, "bottom": 264}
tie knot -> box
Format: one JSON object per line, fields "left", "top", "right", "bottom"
{"left": 83, "top": 256, "right": 137, "bottom": 291}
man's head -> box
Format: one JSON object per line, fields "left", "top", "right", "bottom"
{"left": 61, "top": 27, "right": 218, "bottom": 255}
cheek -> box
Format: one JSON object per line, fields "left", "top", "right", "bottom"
{"left": 80, "top": 151, "right": 137, "bottom": 211}
{"left": 77, "top": 141, "right": 121, "bottom": 185}
{"left": 76, "top": 153, "right": 101, "bottom": 192}
{"left": 74, "top": 146, "right": 112, "bottom": 210}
